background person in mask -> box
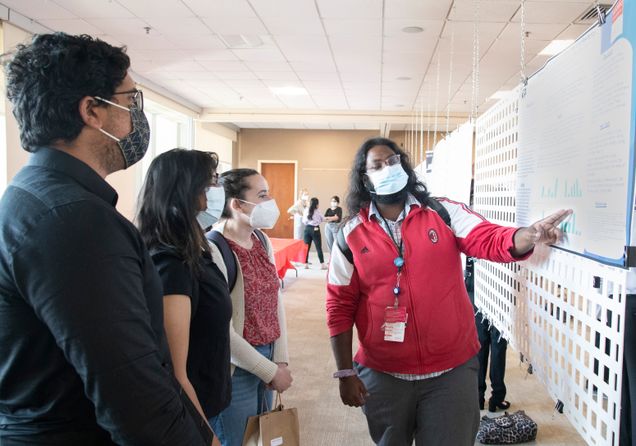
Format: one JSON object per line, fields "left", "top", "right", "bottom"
{"left": 0, "top": 34, "right": 212, "bottom": 445}
{"left": 302, "top": 197, "right": 327, "bottom": 270}
{"left": 287, "top": 189, "right": 309, "bottom": 240}
{"left": 209, "top": 168, "right": 292, "bottom": 446}
{"left": 324, "top": 195, "right": 343, "bottom": 251}
{"left": 326, "top": 137, "right": 571, "bottom": 446}
{"left": 136, "top": 149, "right": 232, "bottom": 444}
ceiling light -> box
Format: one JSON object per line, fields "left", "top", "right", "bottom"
{"left": 219, "top": 34, "right": 264, "bottom": 49}
{"left": 489, "top": 90, "right": 513, "bottom": 100}
{"left": 270, "top": 86, "right": 308, "bottom": 96}
{"left": 396, "top": 76, "right": 411, "bottom": 81}
{"left": 539, "top": 40, "right": 575, "bottom": 56}
{"left": 402, "top": 26, "right": 424, "bottom": 34}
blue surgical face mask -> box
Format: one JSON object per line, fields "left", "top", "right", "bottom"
{"left": 196, "top": 186, "right": 225, "bottom": 229}
{"left": 366, "top": 163, "right": 409, "bottom": 196}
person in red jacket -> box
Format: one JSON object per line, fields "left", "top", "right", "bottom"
{"left": 326, "top": 137, "right": 571, "bottom": 446}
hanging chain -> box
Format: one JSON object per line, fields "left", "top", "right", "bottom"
{"left": 404, "top": 118, "right": 411, "bottom": 153}
{"left": 433, "top": 49, "right": 441, "bottom": 148}
{"left": 409, "top": 116, "right": 413, "bottom": 158}
{"left": 426, "top": 89, "right": 431, "bottom": 151}
{"left": 470, "top": 0, "right": 481, "bottom": 122}
{"left": 420, "top": 97, "right": 424, "bottom": 164}
{"left": 520, "top": 0, "right": 527, "bottom": 84}
{"left": 475, "top": 0, "right": 480, "bottom": 119}
{"left": 446, "top": 21, "right": 455, "bottom": 135}
{"left": 411, "top": 112, "right": 416, "bottom": 160}
{"left": 595, "top": 0, "right": 606, "bottom": 25}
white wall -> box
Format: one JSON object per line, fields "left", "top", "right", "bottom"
{"left": 194, "top": 122, "right": 236, "bottom": 169}
{"left": 3, "top": 22, "right": 31, "bottom": 185}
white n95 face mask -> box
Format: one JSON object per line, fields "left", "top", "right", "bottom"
{"left": 367, "top": 163, "right": 409, "bottom": 195}
{"left": 196, "top": 186, "right": 225, "bottom": 229}
{"left": 240, "top": 198, "right": 280, "bottom": 229}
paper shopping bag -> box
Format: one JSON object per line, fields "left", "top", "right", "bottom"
{"left": 242, "top": 393, "right": 300, "bottom": 446}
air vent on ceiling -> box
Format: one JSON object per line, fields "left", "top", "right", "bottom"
{"left": 575, "top": 4, "right": 612, "bottom": 24}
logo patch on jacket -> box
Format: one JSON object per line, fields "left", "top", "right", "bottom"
{"left": 428, "top": 229, "right": 439, "bottom": 244}
{"left": 360, "top": 246, "right": 370, "bottom": 254}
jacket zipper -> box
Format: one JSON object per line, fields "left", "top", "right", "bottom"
{"left": 400, "top": 212, "right": 424, "bottom": 370}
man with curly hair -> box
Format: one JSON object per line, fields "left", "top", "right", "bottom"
{"left": 0, "top": 33, "right": 212, "bottom": 445}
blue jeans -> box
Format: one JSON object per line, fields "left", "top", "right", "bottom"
{"left": 210, "top": 343, "right": 274, "bottom": 446}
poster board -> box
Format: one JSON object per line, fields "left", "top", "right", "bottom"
{"left": 516, "top": 0, "right": 636, "bottom": 266}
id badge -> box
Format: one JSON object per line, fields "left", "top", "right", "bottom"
{"left": 383, "top": 306, "right": 408, "bottom": 342}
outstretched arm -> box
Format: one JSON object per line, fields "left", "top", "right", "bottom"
{"left": 511, "top": 209, "right": 572, "bottom": 257}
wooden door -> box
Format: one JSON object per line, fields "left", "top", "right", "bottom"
{"left": 260, "top": 162, "right": 295, "bottom": 238}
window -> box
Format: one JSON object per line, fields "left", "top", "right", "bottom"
{"left": 138, "top": 99, "right": 193, "bottom": 189}
{"left": 0, "top": 113, "right": 6, "bottom": 196}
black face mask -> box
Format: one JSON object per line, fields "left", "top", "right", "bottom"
{"left": 364, "top": 176, "right": 408, "bottom": 205}
{"left": 371, "top": 188, "right": 408, "bottom": 204}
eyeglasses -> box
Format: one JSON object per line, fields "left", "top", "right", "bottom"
{"left": 366, "top": 154, "right": 401, "bottom": 173}
{"left": 211, "top": 173, "right": 220, "bottom": 186}
{"left": 111, "top": 89, "right": 144, "bottom": 111}
{"left": 95, "top": 89, "right": 144, "bottom": 112}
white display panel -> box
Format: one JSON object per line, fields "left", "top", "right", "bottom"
{"left": 516, "top": 3, "right": 636, "bottom": 266}
{"left": 422, "top": 122, "right": 474, "bottom": 205}
{"left": 475, "top": 87, "right": 629, "bottom": 446}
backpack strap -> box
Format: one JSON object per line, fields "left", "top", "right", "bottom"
{"left": 206, "top": 230, "right": 237, "bottom": 292}
{"left": 253, "top": 229, "right": 267, "bottom": 250}
{"left": 206, "top": 229, "right": 268, "bottom": 292}
{"left": 426, "top": 197, "right": 451, "bottom": 227}
{"left": 336, "top": 197, "right": 452, "bottom": 266}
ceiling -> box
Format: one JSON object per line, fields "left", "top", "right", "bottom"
{"left": 0, "top": 0, "right": 603, "bottom": 131}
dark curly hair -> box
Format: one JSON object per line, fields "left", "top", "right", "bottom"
{"left": 346, "top": 137, "right": 430, "bottom": 216}
{"left": 137, "top": 149, "right": 218, "bottom": 274}
{"left": 5, "top": 33, "right": 130, "bottom": 152}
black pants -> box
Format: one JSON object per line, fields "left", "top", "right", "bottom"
{"left": 0, "top": 429, "right": 113, "bottom": 445}
{"left": 303, "top": 225, "right": 324, "bottom": 264}
{"left": 621, "top": 294, "right": 636, "bottom": 446}
{"left": 476, "top": 315, "right": 507, "bottom": 405}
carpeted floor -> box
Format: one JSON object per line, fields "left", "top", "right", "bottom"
{"left": 279, "top": 254, "right": 586, "bottom": 445}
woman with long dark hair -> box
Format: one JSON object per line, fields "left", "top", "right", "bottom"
{"left": 326, "top": 137, "right": 571, "bottom": 446}
{"left": 302, "top": 197, "right": 326, "bottom": 269}
{"left": 137, "top": 149, "right": 231, "bottom": 443}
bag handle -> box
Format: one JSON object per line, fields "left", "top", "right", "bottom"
{"left": 275, "top": 391, "right": 283, "bottom": 409}
{"left": 260, "top": 391, "right": 284, "bottom": 413}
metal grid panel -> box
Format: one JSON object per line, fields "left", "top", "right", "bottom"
{"left": 474, "top": 90, "right": 628, "bottom": 445}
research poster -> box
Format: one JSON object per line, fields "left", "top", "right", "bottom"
{"left": 517, "top": 0, "right": 636, "bottom": 266}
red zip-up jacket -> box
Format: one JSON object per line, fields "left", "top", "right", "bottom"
{"left": 326, "top": 198, "right": 530, "bottom": 375}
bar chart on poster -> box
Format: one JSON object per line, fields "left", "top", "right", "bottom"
{"left": 516, "top": 0, "right": 636, "bottom": 266}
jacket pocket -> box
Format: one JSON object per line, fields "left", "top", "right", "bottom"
{"left": 423, "top": 285, "right": 472, "bottom": 356}
{"left": 355, "top": 299, "right": 374, "bottom": 345}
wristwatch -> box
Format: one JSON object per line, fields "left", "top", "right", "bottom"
{"left": 333, "top": 368, "right": 358, "bottom": 379}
